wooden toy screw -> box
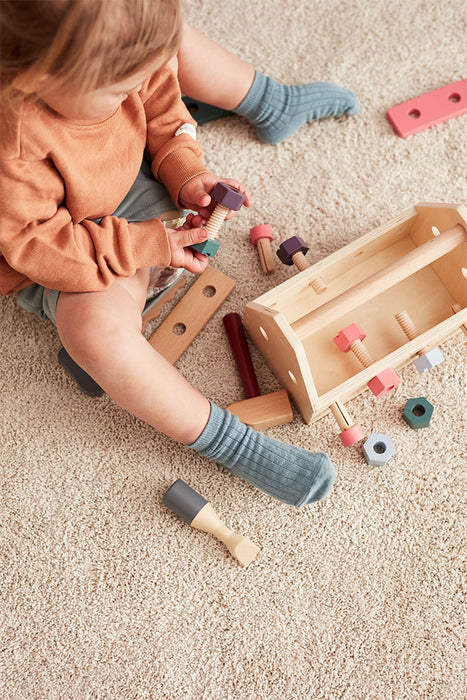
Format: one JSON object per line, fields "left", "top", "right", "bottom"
{"left": 191, "top": 182, "right": 246, "bottom": 257}
{"left": 277, "top": 236, "right": 327, "bottom": 293}
{"left": 396, "top": 310, "right": 428, "bottom": 353}
{"left": 395, "top": 309, "right": 444, "bottom": 372}
{"left": 334, "top": 322, "right": 401, "bottom": 397}
{"left": 163, "top": 479, "right": 260, "bottom": 567}
{"left": 206, "top": 183, "right": 246, "bottom": 238}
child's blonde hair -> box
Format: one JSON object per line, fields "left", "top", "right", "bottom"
{"left": 1, "top": 0, "right": 182, "bottom": 101}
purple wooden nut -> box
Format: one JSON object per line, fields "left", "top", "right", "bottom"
{"left": 211, "top": 182, "right": 246, "bottom": 211}
{"left": 276, "top": 236, "right": 309, "bottom": 265}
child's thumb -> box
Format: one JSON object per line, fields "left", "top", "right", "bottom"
{"left": 179, "top": 227, "right": 208, "bottom": 247}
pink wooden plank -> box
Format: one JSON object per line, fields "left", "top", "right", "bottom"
{"left": 387, "top": 79, "right": 467, "bottom": 137}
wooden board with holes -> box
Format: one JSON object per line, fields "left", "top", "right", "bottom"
{"left": 149, "top": 266, "right": 235, "bottom": 364}
{"left": 387, "top": 80, "right": 467, "bottom": 137}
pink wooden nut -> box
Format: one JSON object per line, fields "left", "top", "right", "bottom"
{"left": 250, "top": 225, "right": 273, "bottom": 246}
{"left": 339, "top": 423, "right": 366, "bottom": 447}
{"left": 367, "top": 368, "right": 401, "bottom": 397}
{"left": 333, "top": 323, "right": 366, "bottom": 352}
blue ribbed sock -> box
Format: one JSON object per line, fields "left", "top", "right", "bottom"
{"left": 188, "top": 402, "right": 336, "bottom": 506}
{"left": 235, "top": 71, "right": 360, "bottom": 144}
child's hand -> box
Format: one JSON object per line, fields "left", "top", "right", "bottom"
{"left": 166, "top": 214, "right": 210, "bottom": 274}
{"left": 179, "top": 173, "right": 251, "bottom": 220}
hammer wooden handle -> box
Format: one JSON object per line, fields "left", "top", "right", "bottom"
{"left": 223, "top": 312, "right": 260, "bottom": 399}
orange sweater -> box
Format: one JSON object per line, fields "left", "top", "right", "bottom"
{"left": 0, "top": 66, "right": 207, "bottom": 295}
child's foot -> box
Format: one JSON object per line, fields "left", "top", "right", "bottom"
{"left": 188, "top": 402, "right": 336, "bottom": 506}
{"left": 235, "top": 71, "right": 360, "bottom": 144}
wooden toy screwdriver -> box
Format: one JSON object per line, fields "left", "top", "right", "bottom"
{"left": 162, "top": 479, "right": 260, "bottom": 567}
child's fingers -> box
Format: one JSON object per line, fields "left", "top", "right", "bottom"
{"left": 185, "top": 251, "right": 209, "bottom": 274}
{"left": 178, "top": 213, "right": 205, "bottom": 229}
{"left": 174, "top": 226, "right": 207, "bottom": 248}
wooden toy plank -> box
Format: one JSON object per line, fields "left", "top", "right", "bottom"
{"left": 387, "top": 80, "right": 467, "bottom": 137}
{"left": 141, "top": 277, "right": 186, "bottom": 332}
{"left": 227, "top": 389, "right": 293, "bottom": 430}
{"left": 149, "top": 266, "right": 235, "bottom": 364}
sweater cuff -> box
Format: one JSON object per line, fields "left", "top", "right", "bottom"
{"left": 156, "top": 148, "right": 208, "bottom": 208}
{"left": 128, "top": 218, "right": 172, "bottom": 268}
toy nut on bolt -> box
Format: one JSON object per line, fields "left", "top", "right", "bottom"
{"left": 333, "top": 322, "right": 401, "bottom": 397}
{"left": 191, "top": 182, "right": 246, "bottom": 257}
{"left": 277, "top": 236, "right": 327, "bottom": 294}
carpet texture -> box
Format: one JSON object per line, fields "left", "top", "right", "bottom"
{"left": 1, "top": 1, "right": 466, "bottom": 698}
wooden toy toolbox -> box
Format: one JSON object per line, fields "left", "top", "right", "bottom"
{"left": 243, "top": 203, "right": 467, "bottom": 424}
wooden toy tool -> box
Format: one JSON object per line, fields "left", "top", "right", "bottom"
{"left": 162, "top": 479, "right": 260, "bottom": 566}
{"left": 330, "top": 400, "right": 365, "bottom": 446}
{"left": 223, "top": 312, "right": 293, "bottom": 430}
{"left": 395, "top": 309, "right": 444, "bottom": 372}
{"left": 387, "top": 79, "right": 467, "bottom": 137}
{"left": 149, "top": 266, "right": 235, "bottom": 364}
{"left": 243, "top": 203, "right": 467, "bottom": 426}
{"left": 250, "top": 225, "right": 275, "bottom": 274}
{"left": 191, "top": 182, "right": 246, "bottom": 257}
{"left": 277, "top": 236, "right": 327, "bottom": 293}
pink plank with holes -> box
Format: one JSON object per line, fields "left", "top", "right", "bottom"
{"left": 386, "top": 79, "right": 467, "bottom": 137}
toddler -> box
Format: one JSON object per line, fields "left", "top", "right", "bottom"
{"left": 0, "top": 0, "right": 344, "bottom": 506}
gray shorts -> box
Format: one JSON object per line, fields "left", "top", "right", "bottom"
{"left": 16, "top": 157, "right": 183, "bottom": 326}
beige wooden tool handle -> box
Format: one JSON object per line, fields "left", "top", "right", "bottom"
{"left": 191, "top": 503, "right": 260, "bottom": 566}
{"left": 330, "top": 400, "right": 354, "bottom": 430}
{"left": 293, "top": 224, "right": 466, "bottom": 338}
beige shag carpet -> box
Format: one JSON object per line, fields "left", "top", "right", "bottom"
{"left": 1, "top": 1, "right": 466, "bottom": 698}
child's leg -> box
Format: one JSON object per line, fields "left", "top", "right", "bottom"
{"left": 174, "top": 23, "right": 255, "bottom": 111}
{"left": 175, "top": 22, "right": 360, "bottom": 144}
{"left": 55, "top": 272, "right": 336, "bottom": 506}
{"left": 56, "top": 270, "right": 210, "bottom": 445}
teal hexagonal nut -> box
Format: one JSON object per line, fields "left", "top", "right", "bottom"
{"left": 402, "top": 397, "right": 434, "bottom": 429}
{"left": 191, "top": 238, "right": 221, "bottom": 257}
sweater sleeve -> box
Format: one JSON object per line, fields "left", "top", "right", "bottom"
{"left": 140, "top": 67, "right": 209, "bottom": 207}
{"left": 0, "top": 155, "right": 172, "bottom": 293}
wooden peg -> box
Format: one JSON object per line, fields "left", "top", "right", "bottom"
{"left": 330, "top": 400, "right": 366, "bottom": 446}
{"left": 223, "top": 312, "right": 293, "bottom": 429}
{"left": 250, "top": 225, "right": 275, "bottom": 274}
{"left": 163, "top": 480, "right": 260, "bottom": 566}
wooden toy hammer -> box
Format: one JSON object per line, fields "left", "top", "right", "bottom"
{"left": 223, "top": 312, "right": 293, "bottom": 430}
{"left": 162, "top": 479, "right": 260, "bottom": 566}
